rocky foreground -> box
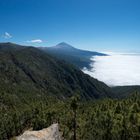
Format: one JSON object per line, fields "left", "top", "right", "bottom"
{"left": 16, "top": 123, "right": 61, "bottom": 140}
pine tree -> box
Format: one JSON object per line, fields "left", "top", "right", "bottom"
{"left": 70, "top": 95, "right": 80, "bottom": 140}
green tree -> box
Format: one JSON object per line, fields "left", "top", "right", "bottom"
{"left": 70, "top": 95, "right": 80, "bottom": 140}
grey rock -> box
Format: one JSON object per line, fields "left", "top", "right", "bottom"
{"left": 16, "top": 123, "right": 61, "bottom": 140}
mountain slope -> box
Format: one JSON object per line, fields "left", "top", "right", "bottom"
{"left": 39, "top": 42, "right": 107, "bottom": 69}
{"left": 112, "top": 86, "right": 140, "bottom": 98}
{"left": 0, "top": 42, "right": 112, "bottom": 100}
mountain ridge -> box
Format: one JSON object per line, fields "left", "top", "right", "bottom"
{"left": 39, "top": 42, "right": 107, "bottom": 69}
{"left": 0, "top": 42, "right": 112, "bottom": 100}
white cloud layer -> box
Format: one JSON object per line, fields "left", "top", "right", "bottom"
{"left": 26, "top": 39, "right": 43, "bottom": 43}
{"left": 83, "top": 53, "right": 140, "bottom": 86}
{"left": 3, "top": 32, "right": 12, "bottom": 39}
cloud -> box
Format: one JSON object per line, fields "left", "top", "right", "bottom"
{"left": 3, "top": 32, "right": 12, "bottom": 39}
{"left": 83, "top": 53, "right": 140, "bottom": 86}
{"left": 26, "top": 39, "right": 43, "bottom": 43}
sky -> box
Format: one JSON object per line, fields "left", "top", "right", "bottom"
{"left": 0, "top": 0, "right": 140, "bottom": 52}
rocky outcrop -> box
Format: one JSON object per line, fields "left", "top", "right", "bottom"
{"left": 16, "top": 123, "right": 61, "bottom": 140}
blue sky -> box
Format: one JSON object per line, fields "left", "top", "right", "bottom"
{"left": 0, "top": 0, "right": 140, "bottom": 52}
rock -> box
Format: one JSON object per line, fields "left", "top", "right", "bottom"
{"left": 16, "top": 123, "right": 61, "bottom": 140}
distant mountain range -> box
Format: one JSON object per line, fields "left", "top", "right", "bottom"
{"left": 39, "top": 42, "right": 107, "bottom": 69}
{"left": 0, "top": 42, "right": 112, "bottom": 100}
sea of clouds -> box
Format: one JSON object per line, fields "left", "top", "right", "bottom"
{"left": 83, "top": 53, "right": 140, "bottom": 86}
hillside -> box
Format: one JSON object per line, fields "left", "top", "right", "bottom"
{"left": 0, "top": 42, "right": 113, "bottom": 139}
{"left": 112, "top": 86, "right": 140, "bottom": 98}
{"left": 2, "top": 90, "right": 140, "bottom": 140}
{"left": 0, "top": 42, "right": 112, "bottom": 100}
{"left": 39, "top": 42, "right": 107, "bottom": 69}
{"left": 1, "top": 43, "right": 140, "bottom": 140}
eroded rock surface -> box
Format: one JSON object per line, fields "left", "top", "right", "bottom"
{"left": 16, "top": 123, "right": 61, "bottom": 140}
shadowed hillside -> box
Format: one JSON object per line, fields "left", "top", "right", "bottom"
{"left": 112, "top": 86, "right": 140, "bottom": 98}
{"left": 0, "top": 42, "right": 112, "bottom": 100}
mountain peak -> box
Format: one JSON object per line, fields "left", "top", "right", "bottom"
{"left": 0, "top": 42, "right": 24, "bottom": 51}
{"left": 0, "top": 42, "right": 23, "bottom": 47}
{"left": 55, "top": 42, "right": 75, "bottom": 49}
{"left": 57, "top": 42, "right": 70, "bottom": 46}
{"left": 0, "top": 42, "right": 15, "bottom": 45}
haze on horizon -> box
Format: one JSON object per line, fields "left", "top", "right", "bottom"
{"left": 0, "top": 0, "right": 140, "bottom": 52}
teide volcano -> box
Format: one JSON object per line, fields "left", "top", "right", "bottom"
{"left": 39, "top": 42, "right": 107, "bottom": 69}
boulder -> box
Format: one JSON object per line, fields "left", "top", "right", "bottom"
{"left": 16, "top": 123, "right": 61, "bottom": 140}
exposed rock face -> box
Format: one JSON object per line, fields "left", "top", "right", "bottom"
{"left": 16, "top": 123, "right": 61, "bottom": 140}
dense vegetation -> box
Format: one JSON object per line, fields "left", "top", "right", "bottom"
{"left": 40, "top": 42, "right": 106, "bottom": 69}
{"left": 1, "top": 91, "right": 140, "bottom": 140}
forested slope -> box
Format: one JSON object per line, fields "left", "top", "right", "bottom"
{"left": 0, "top": 43, "right": 140, "bottom": 140}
